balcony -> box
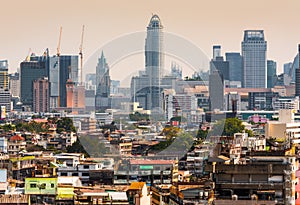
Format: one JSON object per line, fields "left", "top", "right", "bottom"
{"left": 153, "top": 180, "right": 161, "bottom": 184}
{"left": 163, "top": 170, "right": 171, "bottom": 175}
{"left": 128, "top": 171, "right": 138, "bottom": 175}
{"left": 153, "top": 170, "right": 161, "bottom": 175}
{"left": 163, "top": 179, "right": 171, "bottom": 184}
{"left": 114, "top": 179, "right": 127, "bottom": 184}
{"left": 114, "top": 170, "right": 127, "bottom": 175}
{"left": 140, "top": 170, "right": 151, "bottom": 175}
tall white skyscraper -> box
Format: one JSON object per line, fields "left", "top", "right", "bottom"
{"left": 145, "top": 14, "right": 164, "bottom": 87}
{"left": 131, "top": 14, "right": 165, "bottom": 110}
{"left": 242, "top": 30, "right": 267, "bottom": 88}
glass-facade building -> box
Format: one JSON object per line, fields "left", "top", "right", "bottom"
{"left": 242, "top": 30, "right": 267, "bottom": 88}
{"left": 267, "top": 60, "right": 277, "bottom": 88}
{"left": 225, "top": 52, "right": 243, "bottom": 83}
{"left": 130, "top": 14, "right": 164, "bottom": 111}
{"left": 0, "top": 60, "right": 8, "bottom": 90}
{"left": 20, "top": 56, "right": 48, "bottom": 108}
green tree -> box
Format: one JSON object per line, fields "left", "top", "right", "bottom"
{"left": 129, "top": 112, "right": 150, "bottom": 121}
{"left": 67, "top": 138, "right": 89, "bottom": 157}
{"left": 0, "top": 124, "right": 16, "bottom": 132}
{"left": 196, "top": 129, "right": 208, "bottom": 140}
{"left": 56, "top": 117, "right": 76, "bottom": 133}
{"left": 160, "top": 126, "right": 181, "bottom": 140}
{"left": 211, "top": 118, "right": 251, "bottom": 137}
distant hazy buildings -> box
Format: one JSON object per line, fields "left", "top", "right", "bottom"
{"left": 20, "top": 54, "right": 48, "bottom": 109}
{"left": 225, "top": 52, "right": 243, "bottom": 83}
{"left": 0, "top": 88, "right": 11, "bottom": 114}
{"left": 267, "top": 60, "right": 277, "bottom": 88}
{"left": 48, "top": 55, "right": 79, "bottom": 109}
{"left": 296, "top": 45, "right": 300, "bottom": 96}
{"left": 0, "top": 60, "right": 10, "bottom": 114}
{"left": 33, "top": 77, "right": 49, "bottom": 113}
{"left": 9, "top": 72, "right": 20, "bottom": 97}
{"left": 242, "top": 30, "right": 267, "bottom": 88}
{"left": 95, "top": 52, "right": 111, "bottom": 110}
{"left": 209, "top": 70, "right": 224, "bottom": 111}
{"left": 210, "top": 46, "right": 229, "bottom": 81}
{"left": 0, "top": 60, "right": 9, "bottom": 90}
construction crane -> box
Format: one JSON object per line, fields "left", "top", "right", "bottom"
{"left": 57, "top": 26, "right": 62, "bottom": 107}
{"left": 25, "top": 48, "right": 32, "bottom": 62}
{"left": 57, "top": 26, "right": 62, "bottom": 57}
{"left": 79, "top": 25, "right": 85, "bottom": 85}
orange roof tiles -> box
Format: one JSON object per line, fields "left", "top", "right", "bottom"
{"left": 10, "top": 135, "right": 25, "bottom": 141}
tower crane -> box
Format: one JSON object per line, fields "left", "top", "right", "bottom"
{"left": 57, "top": 26, "right": 62, "bottom": 57}
{"left": 79, "top": 25, "right": 85, "bottom": 85}
{"left": 25, "top": 48, "right": 32, "bottom": 62}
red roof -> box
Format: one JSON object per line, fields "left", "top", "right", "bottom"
{"left": 10, "top": 135, "right": 25, "bottom": 141}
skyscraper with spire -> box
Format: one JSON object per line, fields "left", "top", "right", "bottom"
{"left": 131, "top": 14, "right": 164, "bottom": 110}
{"left": 145, "top": 14, "right": 164, "bottom": 88}
{"left": 95, "top": 51, "right": 111, "bottom": 110}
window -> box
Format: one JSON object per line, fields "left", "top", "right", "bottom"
{"left": 72, "top": 173, "right": 78, "bottom": 176}
{"left": 51, "top": 183, "right": 55, "bottom": 188}
{"left": 61, "top": 172, "right": 67, "bottom": 176}
{"left": 82, "top": 173, "right": 89, "bottom": 177}
{"left": 41, "top": 183, "right": 46, "bottom": 189}
{"left": 30, "top": 183, "right": 37, "bottom": 188}
{"left": 83, "top": 165, "right": 89, "bottom": 169}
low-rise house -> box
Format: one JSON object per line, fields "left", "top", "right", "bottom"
{"left": 127, "top": 182, "right": 150, "bottom": 205}
{"left": 206, "top": 151, "right": 297, "bottom": 204}
{"left": 56, "top": 176, "right": 82, "bottom": 205}
{"left": 114, "top": 159, "right": 178, "bottom": 186}
{"left": 0, "top": 194, "right": 29, "bottom": 205}
{"left": 168, "top": 181, "right": 214, "bottom": 205}
{"left": 25, "top": 177, "right": 58, "bottom": 205}
{"left": 8, "top": 135, "right": 26, "bottom": 155}
{"left": 56, "top": 153, "right": 112, "bottom": 185}
{"left": 74, "top": 188, "right": 129, "bottom": 205}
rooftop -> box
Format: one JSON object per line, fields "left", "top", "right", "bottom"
{"left": 130, "top": 159, "right": 176, "bottom": 165}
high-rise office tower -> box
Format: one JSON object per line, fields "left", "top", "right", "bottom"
{"left": 267, "top": 60, "right": 277, "bottom": 88}
{"left": 0, "top": 60, "right": 9, "bottom": 90}
{"left": 210, "top": 46, "right": 229, "bottom": 81}
{"left": 96, "top": 52, "right": 110, "bottom": 97}
{"left": 95, "top": 51, "right": 111, "bottom": 110}
{"left": 145, "top": 14, "right": 164, "bottom": 110}
{"left": 242, "top": 30, "right": 267, "bottom": 88}
{"left": 145, "top": 14, "right": 164, "bottom": 87}
{"left": 225, "top": 53, "right": 243, "bottom": 83}
{"left": 209, "top": 70, "right": 224, "bottom": 111}
{"left": 20, "top": 54, "right": 48, "bottom": 109}
{"left": 213, "top": 45, "right": 221, "bottom": 61}
{"left": 131, "top": 14, "right": 165, "bottom": 110}
{"left": 0, "top": 88, "right": 11, "bottom": 114}
{"left": 296, "top": 45, "right": 300, "bottom": 96}
{"left": 284, "top": 62, "right": 293, "bottom": 75}
{"left": 9, "top": 72, "right": 20, "bottom": 97}
{"left": 48, "top": 55, "right": 79, "bottom": 109}
{"left": 33, "top": 77, "right": 49, "bottom": 113}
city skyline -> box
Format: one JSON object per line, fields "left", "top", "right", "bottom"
{"left": 0, "top": 0, "right": 300, "bottom": 80}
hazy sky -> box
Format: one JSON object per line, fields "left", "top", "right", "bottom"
{"left": 1, "top": 0, "right": 300, "bottom": 82}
